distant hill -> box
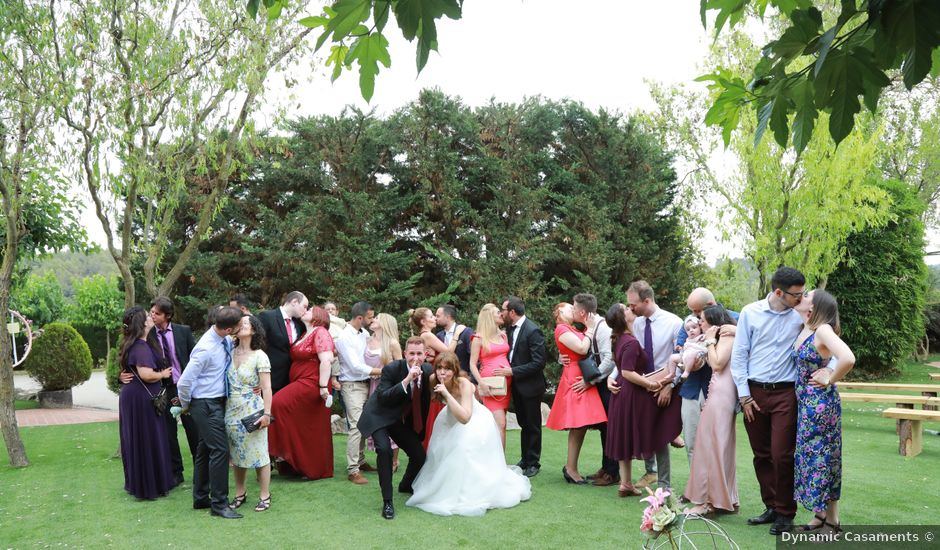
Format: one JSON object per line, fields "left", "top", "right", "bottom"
{"left": 31, "top": 250, "right": 119, "bottom": 297}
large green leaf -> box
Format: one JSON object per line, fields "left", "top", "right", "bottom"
{"left": 815, "top": 50, "right": 863, "bottom": 143}
{"left": 769, "top": 7, "right": 822, "bottom": 61}
{"left": 320, "top": 0, "right": 371, "bottom": 51}
{"left": 790, "top": 79, "right": 817, "bottom": 154}
{"left": 878, "top": 0, "right": 940, "bottom": 89}
{"left": 346, "top": 31, "right": 391, "bottom": 101}
{"left": 392, "top": 0, "right": 462, "bottom": 71}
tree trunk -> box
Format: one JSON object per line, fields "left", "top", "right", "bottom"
{"left": 0, "top": 210, "right": 29, "bottom": 466}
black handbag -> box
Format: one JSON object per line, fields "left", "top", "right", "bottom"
{"left": 577, "top": 334, "right": 606, "bottom": 385}
{"left": 133, "top": 370, "right": 168, "bottom": 416}
{"left": 240, "top": 410, "right": 266, "bottom": 433}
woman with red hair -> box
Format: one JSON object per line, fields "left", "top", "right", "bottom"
{"left": 268, "top": 305, "right": 336, "bottom": 481}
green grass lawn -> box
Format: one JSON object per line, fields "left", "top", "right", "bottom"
{"left": 14, "top": 400, "right": 39, "bottom": 410}
{"left": 2, "top": 360, "right": 939, "bottom": 549}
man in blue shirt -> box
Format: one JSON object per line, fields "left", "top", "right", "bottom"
{"left": 178, "top": 306, "right": 244, "bottom": 519}
{"left": 730, "top": 267, "right": 805, "bottom": 536}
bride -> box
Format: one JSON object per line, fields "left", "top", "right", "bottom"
{"left": 406, "top": 352, "right": 531, "bottom": 516}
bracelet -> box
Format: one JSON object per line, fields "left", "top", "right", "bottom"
{"left": 319, "top": 385, "right": 328, "bottom": 389}
{"left": 263, "top": 413, "right": 274, "bottom": 422}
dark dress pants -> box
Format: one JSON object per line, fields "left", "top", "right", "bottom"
{"left": 190, "top": 397, "right": 230, "bottom": 512}
{"left": 164, "top": 382, "right": 198, "bottom": 482}
{"left": 743, "top": 385, "right": 798, "bottom": 517}
{"left": 372, "top": 422, "right": 426, "bottom": 502}
{"left": 596, "top": 382, "right": 619, "bottom": 477}
{"left": 512, "top": 386, "right": 543, "bottom": 469}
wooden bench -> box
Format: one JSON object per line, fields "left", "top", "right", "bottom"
{"left": 841, "top": 393, "right": 940, "bottom": 434}
{"left": 838, "top": 382, "right": 939, "bottom": 411}
{"left": 881, "top": 408, "right": 940, "bottom": 457}
{"left": 930, "top": 373, "right": 940, "bottom": 381}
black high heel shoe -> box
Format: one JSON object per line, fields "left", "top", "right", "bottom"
{"left": 562, "top": 466, "right": 588, "bottom": 485}
{"left": 229, "top": 492, "right": 247, "bottom": 509}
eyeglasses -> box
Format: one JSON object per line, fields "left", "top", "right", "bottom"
{"left": 780, "top": 289, "right": 805, "bottom": 298}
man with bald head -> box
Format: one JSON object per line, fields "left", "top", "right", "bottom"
{"left": 676, "top": 288, "right": 738, "bottom": 468}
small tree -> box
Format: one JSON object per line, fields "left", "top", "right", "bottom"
{"left": 11, "top": 272, "right": 65, "bottom": 327}
{"left": 68, "top": 275, "right": 123, "bottom": 353}
{"left": 826, "top": 179, "right": 929, "bottom": 378}
{"left": 23, "top": 323, "right": 93, "bottom": 391}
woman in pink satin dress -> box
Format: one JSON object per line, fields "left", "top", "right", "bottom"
{"left": 683, "top": 305, "right": 739, "bottom": 515}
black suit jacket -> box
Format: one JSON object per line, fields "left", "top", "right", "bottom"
{"left": 436, "top": 326, "right": 475, "bottom": 378}
{"left": 170, "top": 323, "right": 196, "bottom": 372}
{"left": 508, "top": 317, "right": 547, "bottom": 398}
{"left": 258, "top": 308, "right": 306, "bottom": 392}
{"left": 357, "top": 359, "right": 433, "bottom": 440}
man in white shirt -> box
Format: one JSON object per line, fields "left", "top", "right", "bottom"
{"left": 335, "top": 300, "right": 382, "bottom": 484}
{"left": 627, "top": 280, "right": 683, "bottom": 489}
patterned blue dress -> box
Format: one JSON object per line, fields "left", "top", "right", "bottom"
{"left": 793, "top": 333, "right": 842, "bottom": 512}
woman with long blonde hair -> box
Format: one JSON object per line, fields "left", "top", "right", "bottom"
{"left": 469, "top": 303, "right": 512, "bottom": 449}
{"left": 365, "top": 312, "right": 404, "bottom": 470}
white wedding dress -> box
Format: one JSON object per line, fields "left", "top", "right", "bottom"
{"left": 406, "top": 399, "right": 532, "bottom": 516}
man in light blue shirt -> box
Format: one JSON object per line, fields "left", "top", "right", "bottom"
{"left": 178, "top": 306, "right": 243, "bottom": 519}
{"left": 730, "top": 267, "right": 805, "bottom": 536}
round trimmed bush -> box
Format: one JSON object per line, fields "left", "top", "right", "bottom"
{"left": 24, "top": 322, "right": 93, "bottom": 391}
{"left": 105, "top": 346, "right": 121, "bottom": 395}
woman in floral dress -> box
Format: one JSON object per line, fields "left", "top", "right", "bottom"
{"left": 792, "top": 290, "right": 855, "bottom": 533}
{"left": 225, "top": 315, "right": 274, "bottom": 512}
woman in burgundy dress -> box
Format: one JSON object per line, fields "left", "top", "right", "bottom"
{"left": 546, "top": 302, "right": 607, "bottom": 484}
{"left": 118, "top": 306, "right": 175, "bottom": 500}
{"left": 268, "top": 306, "right": 335, "bottom": 480}
{"left": 605, "top": 303, "right": 682, "bottom": 496}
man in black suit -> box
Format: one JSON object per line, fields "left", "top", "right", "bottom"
{"left": 434, "top": 304, "right": 474, "bottom": 379}
{"left": 497, "top": 296, "right": 547, "bottom": 477}
{"left": 258, "top": 291, "right": 308, "bottom": 393}
{"left": 357, "top": 336, "right": 433, "bottom": 520}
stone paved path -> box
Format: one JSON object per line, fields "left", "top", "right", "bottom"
{"left": 13, "top": 407, "right": 118, "bottom": 427}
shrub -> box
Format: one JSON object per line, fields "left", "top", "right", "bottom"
{"left": 105, "top": 347, "right": 121, "bottom": 395}
{"left": 23, "top": 322, "right": 93, "bottom": 391}
{"left": 826, "top": 179, "right": 929, "bottom": 378}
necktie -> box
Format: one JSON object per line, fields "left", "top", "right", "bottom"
{"left": 158, "top": 329, "right": 178, "bottom": 384}
{"left": 284, "top": 318, "right": 294, "bottom": 344}
{"left": 644, "top": 317, "right": 654, "bottom": 373}
{"left": 508, "top": 324, "right": 517, "bottom": 350}
{"left": 222, "top": 338, "right": 232, "bottom": 397}
{"left": 410, "top": 377, "right": 423, "bottom": 432}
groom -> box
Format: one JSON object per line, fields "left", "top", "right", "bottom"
{"left": 358, "top": 336, "right": 433, "bottom": 520}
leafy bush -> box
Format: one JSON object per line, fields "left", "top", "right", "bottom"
{"left": 23, "top": 322, "right": 93, "bottom": 391}
{"left": 105, "top": 347, "right": 121, "bottom": 395}
{"left": 826, "top": 179, "right": 929, "bottom": 378}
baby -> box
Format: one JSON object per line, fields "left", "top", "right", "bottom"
{"left": 670, "top": 315, "right": 708, "bottom": 379}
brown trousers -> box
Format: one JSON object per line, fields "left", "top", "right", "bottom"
{"left": 743, "top": 384, "right": 797, "bottom": 517}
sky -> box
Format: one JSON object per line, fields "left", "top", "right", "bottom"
{"left": 77, "top": 0, "right": 940, "bottom": 265}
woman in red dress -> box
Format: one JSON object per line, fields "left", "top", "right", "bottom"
{"left": 268, "top": 306, "right": 335, "bottom": 480}
{"left": 546, "top": 302, "right": 607, "bottom": 484}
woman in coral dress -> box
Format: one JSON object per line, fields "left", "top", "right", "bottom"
{"left": 546, "top": 302, "right": 607, "bottom": 484}
{"left": 268, "top": 306, "right": 335, "bottom": 480}
{"left": 468, "top": 303, "right": 512, "bottom": 448}
{"left": 684, "top": 305, "right": 739, "bottom": 515}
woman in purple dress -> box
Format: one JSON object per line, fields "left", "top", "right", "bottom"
{"left": 605, "top": 303, "right": 682, "bottom": 496}
{"left": 793, "top": 290, "right": 855, "bottom": 533}
{"left": 118, "top": 306, "right": 175, "bottom": 500}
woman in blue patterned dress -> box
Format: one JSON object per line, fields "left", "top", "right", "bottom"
{"left": 225, "top": 315, "right": 274, "bottom": 512}
{"left": 792, "top": 290, "right": 855, "bottom": 533}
